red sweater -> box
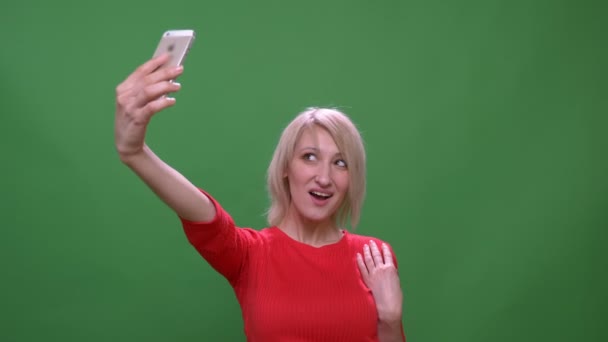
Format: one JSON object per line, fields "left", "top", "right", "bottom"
{"left": 181, "top": 192, "right": 405, "bottom": 341}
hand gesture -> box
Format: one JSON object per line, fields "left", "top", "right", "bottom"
{"left": 357, "top": 240, "right": 404, "bottom": 323}
{"left": 114, "top": 54, "right": 184, "bottom": 159}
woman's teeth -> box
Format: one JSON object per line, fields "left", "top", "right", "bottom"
{"left": 310, "top": 191, "right": 331, "bottom": 199}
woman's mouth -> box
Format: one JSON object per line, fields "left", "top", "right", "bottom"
{"left": 309, "top": 191, "right": 333, "bottom": 204}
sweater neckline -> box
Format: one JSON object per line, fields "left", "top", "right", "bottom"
{"left": 270, "top": 226, "right": 349, "bottom": 250}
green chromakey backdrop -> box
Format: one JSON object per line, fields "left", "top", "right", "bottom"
{"left": 1, "top": 0, "right": 606, "bottom": 341}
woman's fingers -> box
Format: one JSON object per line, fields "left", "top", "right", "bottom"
{"left": 116, "top": 55, "right": 179, "bottom": 104}
{"left": 363, "top": 243, "right": 375, "bottom": 270}
{"left": 133, "top": 81, "right": 182, "bottom": 109}
{"left": 356, "top": 253, "right": 369, "bottom": 278}
{"left": 138, "top": 96, "right": 177, "bottom": 121}
{"left": 143, "top": 65, "right": 184, "bottom": 86}
{"left": 382, "top": 243, "right": 394, "bottom": 267}
{"left": 359, "top": 242, "right": 394, "bottom": 274}
{"left": 124, "top": 53, "right": 171, "bottom": 86}
{"left": 119, "top": 54, "right": 183, "bottom": 98}
{"left": 369, "top": 240, "right": 384, "bottom": 266}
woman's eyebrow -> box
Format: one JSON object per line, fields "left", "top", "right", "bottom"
{"left": 297, "top": 147, "right": 343, "bottom": 157}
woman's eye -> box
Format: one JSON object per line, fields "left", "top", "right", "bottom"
{"left": 303, "top": 153, "right": 317, "bottom": 161}
{"left": 335, "top": 159, "right": 347, "bottom": 168}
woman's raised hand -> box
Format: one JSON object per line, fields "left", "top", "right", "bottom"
{"left": 114, "top": 54, "right": 184, "bottom": 160}
{"left": 357, "top": 240, "right": 404, "bottom": 323}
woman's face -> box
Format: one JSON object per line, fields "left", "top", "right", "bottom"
{"left": 285, "top": 126, "right": 349, "bottom": 226}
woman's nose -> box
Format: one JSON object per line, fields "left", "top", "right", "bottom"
{"left": 315, "top": 164, "right": 331, "bottom": 187}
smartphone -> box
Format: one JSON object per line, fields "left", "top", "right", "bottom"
{"left": 152, "top": 29, "right": 195, "bottom": 69}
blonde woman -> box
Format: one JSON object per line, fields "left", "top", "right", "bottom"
{"left": 115, "top": 54, "right": 406, "bottom": 341}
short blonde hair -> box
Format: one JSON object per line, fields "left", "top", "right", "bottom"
{"left": 266, "top": 107, "right": 366, "bottom": 229}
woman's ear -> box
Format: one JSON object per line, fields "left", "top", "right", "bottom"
{"left": 283, "top": 165, "right": 288, "bottom": 178}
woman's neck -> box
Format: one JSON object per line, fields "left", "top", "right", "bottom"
{"left": 278, "top": 210, "right": 343, "bottom": 247}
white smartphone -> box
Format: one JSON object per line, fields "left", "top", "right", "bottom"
{"left": 152, "top": 29, "right": 195, "bottom": 69}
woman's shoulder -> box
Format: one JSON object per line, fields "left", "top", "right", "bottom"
{"left": 346, "top": 231, "right": 400, "bottom": 265}
{"left": 345, "top": 231, "right": 391, "bottom": 248}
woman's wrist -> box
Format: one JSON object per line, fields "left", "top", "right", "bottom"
{"left": 378, "top": 309, "right": 402, "bottom": 325}
{"left": 378, "top": 315, "right": 405, "bottom": 342}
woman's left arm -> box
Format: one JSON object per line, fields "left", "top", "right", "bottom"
{"left": 357, "top": 240, "right": 406, "bottom": 342}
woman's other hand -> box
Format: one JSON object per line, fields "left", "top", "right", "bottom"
{"left": 114, "top": 54, "right": 184, "bottom": 161}
{"left": 357, "top": 240, "right": 404, "bottom": 323}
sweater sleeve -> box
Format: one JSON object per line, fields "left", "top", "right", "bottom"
{"left": 179, "top": 189, "right": 258, "bottom": 286}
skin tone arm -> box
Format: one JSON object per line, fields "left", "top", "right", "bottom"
{"left": 357, "top": 241, "right": 406, "bottom": 342}
{"left": 114, "top": 54, "right": 215, "bottom": 222}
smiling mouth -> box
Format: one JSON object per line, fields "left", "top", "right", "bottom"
{"left": 310, "top": 191, "right": 333, "bottom": 200}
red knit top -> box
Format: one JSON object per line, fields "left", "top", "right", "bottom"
{"left": 181, "top": 192, "right": 405, "bottom": 341}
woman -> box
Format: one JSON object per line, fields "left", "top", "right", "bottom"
{"left": 115, "top": 53, "right": 406, "bottom": 341}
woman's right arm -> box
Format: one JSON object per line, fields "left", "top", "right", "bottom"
{"left": 115, "top": 54, "right": 215, "bottom": 222}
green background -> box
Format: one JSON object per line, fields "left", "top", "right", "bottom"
{"left": 1, "top": 0, "right": 606, "bottom": 341}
